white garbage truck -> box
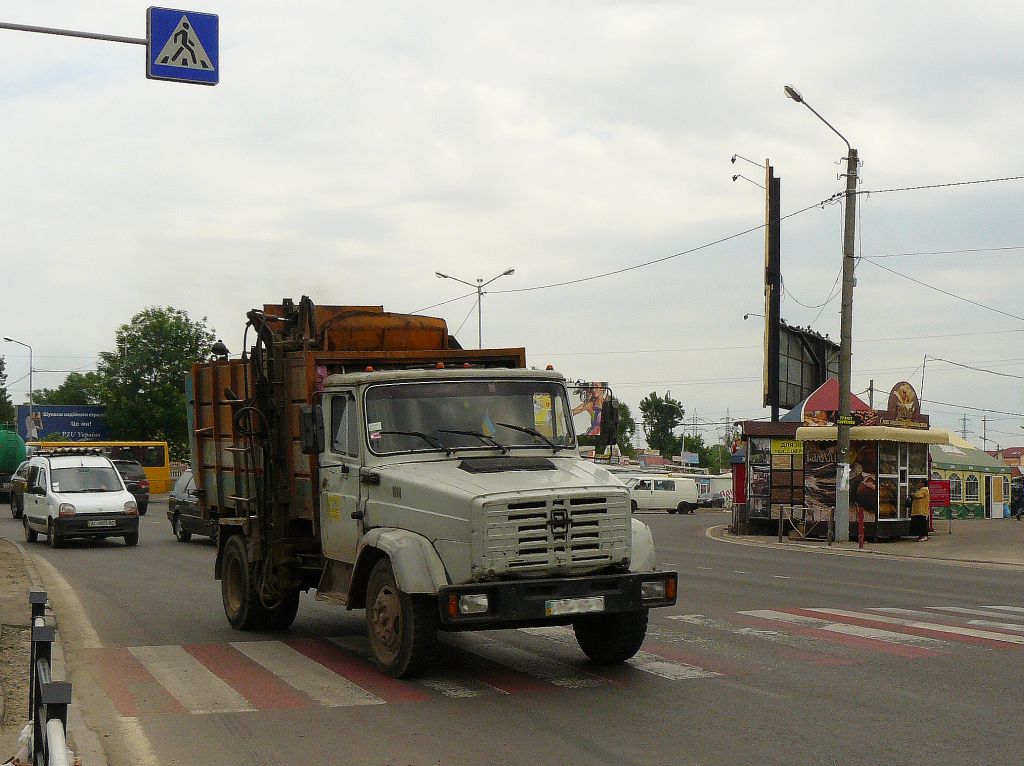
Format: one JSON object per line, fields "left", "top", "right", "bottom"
{"left": 188, "top": 298, "right": 677, "bottom": 677}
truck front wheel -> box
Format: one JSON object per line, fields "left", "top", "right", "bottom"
{"left": 573, "top": 610, "right": 649, "bottom": 663}
{"left": 365, "top": 558, "right": 437, "bottom": 678}
{"left": 221, "top": 535, "right": 269, "bottom": 630}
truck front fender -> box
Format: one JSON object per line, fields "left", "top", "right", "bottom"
{"left": 628, "top": 517, "right": 657, "bottom": 572}
{"left": 348, "top": 528, "right": 450, "bottom": 608}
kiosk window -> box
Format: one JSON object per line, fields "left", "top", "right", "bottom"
{"left": 965, "top": 474, "right": 979, "bottom": 502}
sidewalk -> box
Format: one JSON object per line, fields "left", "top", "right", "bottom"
{"left": 711, "top": 517, "right": 1024, "bottom": 569}
{"left": 0, "top": 538, "right": 34, "bottom": 759}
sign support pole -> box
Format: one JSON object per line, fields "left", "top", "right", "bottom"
{"left": 0, "top": 21, "right": 146, "bottom": 46}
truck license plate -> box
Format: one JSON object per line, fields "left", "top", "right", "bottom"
{"left": 87, "top": 520, "right": 116, "bottom": 528}
{"left": 545, "top": 596, "right": 605, "bottom": 617}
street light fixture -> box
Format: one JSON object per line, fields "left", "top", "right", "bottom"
{"left": 3, "top": 336, "right": 33, "bottom": 435}
{"left": 434, "top": 268, "right": 515, "bottom": 349}
{"left": 784, "top": 83, "right": 859, "bottom": 545}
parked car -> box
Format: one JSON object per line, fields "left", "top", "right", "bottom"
{"left": 21, "top": 448, "right": 139, "bottom": 547}
{"left": 112, "top": 459, "right": 151, "bottom": 516}
{"left": 626, "top": 476, "right": 699, "bottom": 514}
{"left": 9, "top": 460, "right": 30, "bottom": 519}
{"left": 167, "top": 470, "right": 216, "bottom": 542}
{"left": 697, "top": 491, "right": 728, "bottom": 509}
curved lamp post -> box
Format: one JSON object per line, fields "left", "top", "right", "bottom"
{"left": 434, "top": 268, "right": 515, "bottom": 349}
{"left": 784, "top": 84, "right": 860, "bottom": 546}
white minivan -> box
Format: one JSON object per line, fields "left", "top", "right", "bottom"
{"left": 22, "top": 449, "right": 140, "bottom": 548}
{"left": 626, "top": 476, "right": 699, "bottom": 514}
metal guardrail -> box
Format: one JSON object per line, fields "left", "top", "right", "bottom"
{"left": 27, "top": 590, "right": 73, "bottom": 766}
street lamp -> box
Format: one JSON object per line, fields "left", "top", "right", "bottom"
{"left": 3, "top": 336, "right": 33, "bottom": 436}
{"left": 784, "top": 84, "right": 859, "bottom": 545}
{"left": 434, "top": 268, "right": 515, "bottom": 349}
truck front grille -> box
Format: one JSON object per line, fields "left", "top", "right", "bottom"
{"left": 478, "top": 493, "right": 630, "bottom": 576}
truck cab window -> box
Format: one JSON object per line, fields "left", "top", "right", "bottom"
{"left": 331, "top": 394, "right": 358, "bottom": 457}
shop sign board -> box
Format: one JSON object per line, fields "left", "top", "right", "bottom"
{"left": 929, "top": 479, "right": 951, "bottom": 507}
{"left": 770, "top": 439, "right": 804, "bottom": 455}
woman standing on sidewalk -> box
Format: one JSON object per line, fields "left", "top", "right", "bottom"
{"left": 910, "top": 484, "right": 930, "bottom": 541}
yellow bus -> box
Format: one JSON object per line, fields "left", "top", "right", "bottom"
{"left": 26, "top": 441, "right": 172, "bottom": 493}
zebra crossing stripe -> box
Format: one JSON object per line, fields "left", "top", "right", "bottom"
{"left": 967, "top": 620, "right": 1024, "bottom": 633}
{"left": 231, "top": 641, "right": 385, "bottom": 707}
{"left": 738, "top": 611, "right": 942, "bottom": 658}
{"left": 521, "top": 626, "right": 720, "bottom": 680}
{"left": 979, "top": 606, "right": 1024, "bottom": 614}
{"left": 84, "top": 647, "right": 186, "bottom": 718}
{"left": 927, "top": 606, "right": 1024, "bottom": 621}
{"left": 129, "top": 645, "right": 254, "bottom": 714}
{"left": 183, "top": 643, "right": 313, "bottom": 711}
{"left": 449, "top": 632, "right": 607, "bottom": 689}
{"left": 329, "top": 636, "right": 493, "bottom": 698}
{"left": 286, "top": 638, "right": 432, "bottom": 703}
{"left": 867, "top": 608, "right": 934, "bottom": 618}
{"left": 667, "top": 614, "right": 855, "bottom": 665}
{"left": 804, "top": 609, "right": 1024, "bottom": 647}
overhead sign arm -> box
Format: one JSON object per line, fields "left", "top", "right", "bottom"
{"left": 0, "top": 6, "right": 219, "bottom": 85}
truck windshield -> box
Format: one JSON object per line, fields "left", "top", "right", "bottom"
{"left": 364, "top": 379, "right": 575, "bottom": 455}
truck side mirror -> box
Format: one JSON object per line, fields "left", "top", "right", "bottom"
{"left": 599, "top": 399, "right": 619, "bottom": 450}
{"left": 299, "top": 405, "right": 325, "bottom": 455}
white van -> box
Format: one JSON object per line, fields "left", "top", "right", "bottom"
{"left": 626, "top": 475, "right": 699, "bottom": 514}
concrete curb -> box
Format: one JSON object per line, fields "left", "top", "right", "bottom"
{"left": 706, "top": 524, "right": 1024, "bottom": 572}
{"left": 7, "top": 540, "right": 109, "bottom": 766}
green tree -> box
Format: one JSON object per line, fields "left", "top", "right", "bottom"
{"left": 639, "top": 391, "right": 684, "bottom": 458}
{"left": 97, "top": 306, "right": 215, "bottom": 453}
{"left": 35, "top": 371, "right": 105, "bottom": 405}
{"left": 0, "top": 357, "right": 15, "bottom": 426}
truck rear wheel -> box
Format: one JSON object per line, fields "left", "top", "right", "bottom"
{"left": 365, "top": 558, "right": 436, "bottom": 678}
{"left": 265, "top": 590, "right": 301, "bottom": 631}
{"left": 221, "top": 535, "right": 269, "bottom": 630}
{"left": 573, "top": 610, "right": 649, "bottom": 663}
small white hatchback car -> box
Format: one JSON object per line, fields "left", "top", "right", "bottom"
{"left": 22, "top": 449, "right": 140, "bottom": 548}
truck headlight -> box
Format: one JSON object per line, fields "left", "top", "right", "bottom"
{"left": 641, "top": 575, "right": 677, "bottom": 601}
{"left": 458, "top": 593, "right": 489, "bottom": 615}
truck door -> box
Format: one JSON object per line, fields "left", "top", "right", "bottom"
{"left": 320, "top": 392, "right": 362, "bottom": 564}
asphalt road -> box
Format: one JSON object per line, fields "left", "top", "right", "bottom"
{"left": 4, "top": 501, "right": 1023, "bottom": 766}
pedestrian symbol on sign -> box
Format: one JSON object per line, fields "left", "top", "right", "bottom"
{"left": 155, "top": 15, "right": 212, "bottom": 70}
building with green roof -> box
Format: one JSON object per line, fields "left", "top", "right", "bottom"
{"left": 929, "top": 431, "right": 1012, "bottom": 519}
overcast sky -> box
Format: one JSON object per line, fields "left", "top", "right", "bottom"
{"left": 2, "top": 1, "right": 1022, "bottom": 449}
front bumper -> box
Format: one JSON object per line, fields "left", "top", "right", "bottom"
{"left": 53, "top": 513, "right": 139, "bottom": 538}
{"left": 437, "top": 570, "right": 677, "bottom": 629}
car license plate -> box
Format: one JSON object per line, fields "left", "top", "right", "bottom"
{"left": 545, "top": 596, "right": 605, "bottom": 617}
{"left": 87, "top": 520, "right": 117, "bottom": 528}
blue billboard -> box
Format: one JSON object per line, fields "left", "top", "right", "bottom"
{"left": 15, "top": 404, "right": 109, "bottom": 442}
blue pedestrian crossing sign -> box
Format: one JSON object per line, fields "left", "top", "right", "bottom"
{"left": 146, "top": 7, "right": 219, "bottom": 85}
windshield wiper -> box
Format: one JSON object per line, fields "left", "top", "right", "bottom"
{"left": 437, "top": 429, "right": 509, "bottom": 454}
{"left": 495, "top": 422, "right": 565, "bottom": 452}
{"left": 377, "top": 430, "right": 452, "bottom": 455}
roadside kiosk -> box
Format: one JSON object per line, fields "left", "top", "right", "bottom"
{"left": 738, "top": 379, "right": 948, "bottom": 540}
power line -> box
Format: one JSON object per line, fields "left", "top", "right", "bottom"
{"left": 922, "top": 399, "right": 1024, "bottom": 418}
{"left": 923, "top": 355, "right": 1024, "bottom": 381}
{"left": 859, "top": 174, "right": 1024, "bottom": 195}
{"left": 410, "top": 290, "right": 477, "bottom": 315}
{"left": 490, "top": 198, "right": 831, "bottom": 296}
{"left": 861, "top": 258, "right": 1024, "bottom": 323}
{"left": 868, "top": 245, "right": 1024, "bottom": 259}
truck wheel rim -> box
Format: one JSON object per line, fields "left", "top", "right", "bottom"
{"left": 371, "top": 584, "right": 401, "bottom": 655}
{"left": 224, "top": 555, "right": 243, "bottom": 613}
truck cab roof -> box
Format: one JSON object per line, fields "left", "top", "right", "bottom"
{"left": 324, "top": 367, "right": 566, "bottom": 388}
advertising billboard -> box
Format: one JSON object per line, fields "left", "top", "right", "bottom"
{"left": 15, "top": 404, "right": 109, "bottom": 442}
